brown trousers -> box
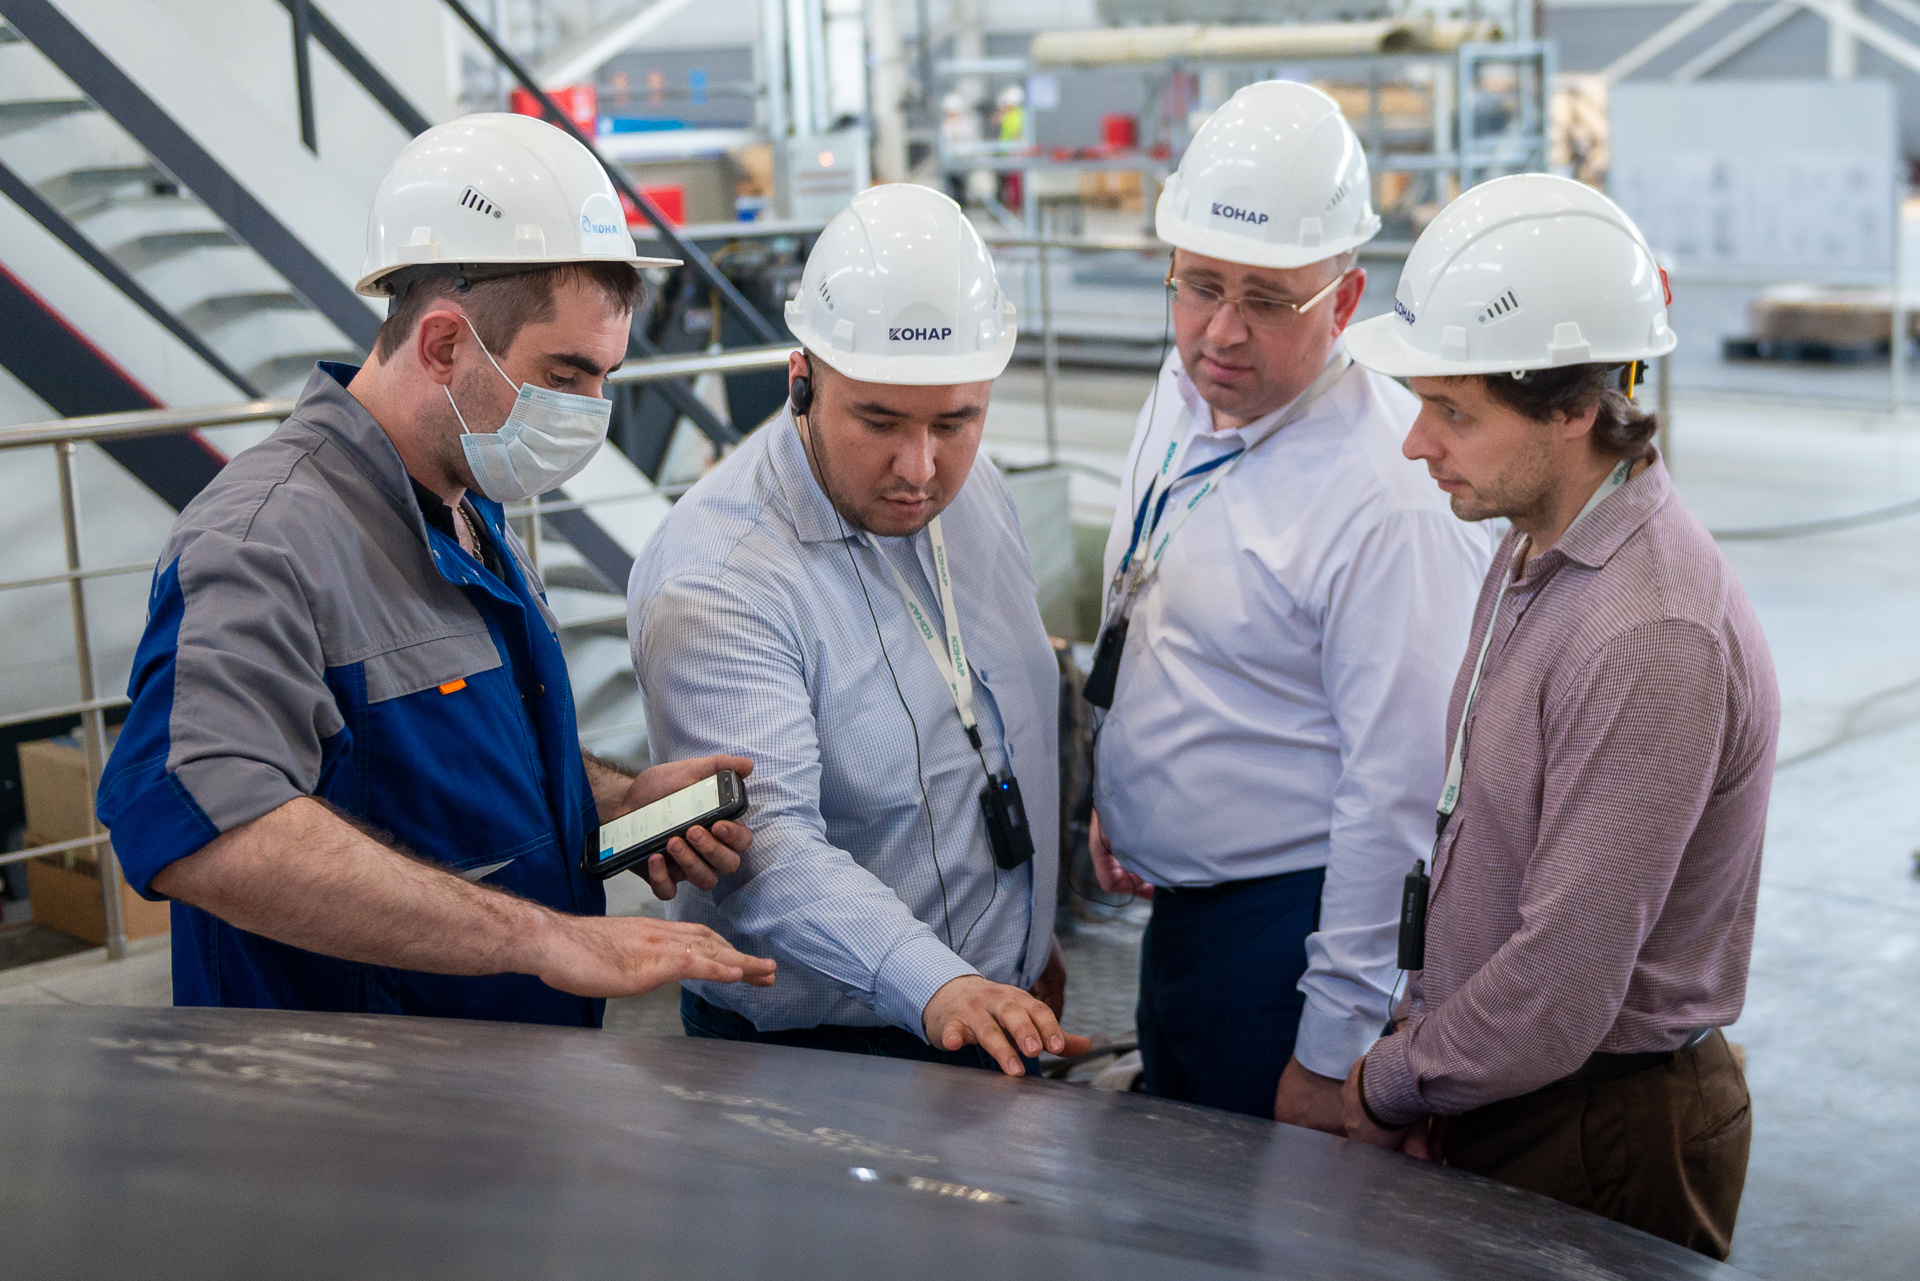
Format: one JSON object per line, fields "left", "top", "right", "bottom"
{"left": 1441, "top": 1030, "right": 1751, "bottom": 1260}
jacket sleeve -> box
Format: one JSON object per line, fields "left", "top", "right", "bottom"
{"left": 96, "top": 530, "right": 342, "bottom": 897}
{"left": 1295, "top": 509, "right": 1489, "bottom": 1078}
{"left": 633, "top": 570, "right": 976, "bottom": 1036}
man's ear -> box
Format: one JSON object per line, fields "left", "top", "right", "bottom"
{"left": 1331, "top": 266, "right": 1368, "bottom": 334}
{"left": 1553, "top": 401, "right": 1603, "bottom": 444}
{"left": 415, "top": 309, "right": 466, "bottom": 386}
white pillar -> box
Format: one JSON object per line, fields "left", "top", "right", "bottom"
{"left": 866, "top": 0, "right": 908, "bottom": 182}
{"left": 952, "top": 0, "right": 985, "bottom": 110}
{"left": 824, "top": 0, "right": 868, "bottom": 124}
{"left": 1830, "top": 0, "right": 1858, "bottom": 79}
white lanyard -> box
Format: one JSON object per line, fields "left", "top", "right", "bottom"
{"left": 866, "top": 515, "right": 979, "bottom": 738}
{"left": 1436, "top": 458, "right": 1635, "bottom": 822}
{"left": 1108, "top": 353, "right": 1351, "bottom": 620}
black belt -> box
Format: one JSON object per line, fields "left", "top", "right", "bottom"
{"left": 1550, "top": 1027, "right": 1714, "bottom": 1090}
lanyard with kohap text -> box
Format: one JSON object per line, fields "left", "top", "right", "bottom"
{"left": 867, "top": 515, "right": 979, "bottom": 749}
{"left": 1399, "top": 456, "right": 1635, "bottom": 971}
{"left": 865, "top": 516, "right": 1036, "bottom": 872}
{"left": 1082, "top": 353, "right": 1352, "bottom": 708}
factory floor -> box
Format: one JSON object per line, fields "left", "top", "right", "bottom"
{"left": 2, "top": 380, "right": 1916, "bottom": 1280}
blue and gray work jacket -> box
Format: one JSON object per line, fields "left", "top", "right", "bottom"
{"left": 97, "top": 363, "right": 605, "bottom": 1026}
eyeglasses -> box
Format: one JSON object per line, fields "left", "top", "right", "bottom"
{"left": 1164, "top": 269, "right": 1349, "bottom": 329}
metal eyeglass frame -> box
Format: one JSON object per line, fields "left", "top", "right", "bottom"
{"left": 1163, "top": 266, "right": 1351, "bottom": 330}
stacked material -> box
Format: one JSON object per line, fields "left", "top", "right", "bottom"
{"left": 1029, "top": 19, "right": 1502, "bottom": 67}
{"left": 1727, "top": 284, "right": 1920, "bottom": 363}
{"left": 1749, "top": 285, "right": 1917, "bottom": 346}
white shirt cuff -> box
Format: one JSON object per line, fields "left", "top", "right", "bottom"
{"left": 1292, "top": 1000, "right": 1382, "bottom": 1079}
{"left": 873, "top": 932, "right": 979, "bottom": 1040}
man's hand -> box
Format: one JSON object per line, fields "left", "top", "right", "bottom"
{"left": 613, "top": 755, "right": 755, "bottom": 901}
{"left": 532, "top": 911, "right": 777, "bottom": 998}
{"left": 1273, "top": 1055, "right": 1347, "bottom": 1134}
{"left": 923, "top": 975, "right": 1094, "bottom": 1076}
{"left": 1089, "top": 809, "right": 1153, "bottom": 899}
{"left": 1341, "top": 1054, "right": 1422, "bottom": 1152}
{"left": 1028, "top": 935, "right": 1067, "bottom": 1021}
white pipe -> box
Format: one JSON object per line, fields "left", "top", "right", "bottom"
{"left": 534, "top": 0, "right": 705, "bottom": 89}
{"left": 867, "top": 0, "right": 908, "bottom": 182}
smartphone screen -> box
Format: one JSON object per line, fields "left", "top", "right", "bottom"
{"left": 598, "top": 775, "right": 723, "bottom": 860}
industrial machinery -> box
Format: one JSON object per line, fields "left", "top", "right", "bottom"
{"left": 1, "top": 1005, "right": 1746, "bottom": 1279}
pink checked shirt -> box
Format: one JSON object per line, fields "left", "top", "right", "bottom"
{"left": 1362, "top": 453, "right": 1780, "bottom": 1126}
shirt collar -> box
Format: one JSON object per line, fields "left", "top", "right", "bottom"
{"left": 1529, "top": 447, "right": 1673, "bottom": 575}
{"left": 767, "top": 407, "right": 859, "bottom": 545}
{"left": 1171, "top": 340, "right": 1349, "bottom": 444}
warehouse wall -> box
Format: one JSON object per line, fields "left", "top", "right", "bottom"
{"left": 1544, "top": 2, "right": 1920, "bottom": 162}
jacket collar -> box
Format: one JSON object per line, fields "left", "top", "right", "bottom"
{"left": 767, "top": 407, "right": 863, "bottom": 545}
{"left": 1532, "top": 447, "right": 1672, "bottom": 575}
{"left": 302, "top": 362, "right": 434, "bottom": 541}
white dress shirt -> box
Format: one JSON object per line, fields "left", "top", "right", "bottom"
{"left": 628, "top": 412, "right": 1058, "bottom": 1036}
{"left": 1094, "top": 347, "right": 1495, "bottom": 1077}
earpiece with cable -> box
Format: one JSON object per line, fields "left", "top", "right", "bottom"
{"left": 790, "top": 357, "right": 962, "bottom": 951}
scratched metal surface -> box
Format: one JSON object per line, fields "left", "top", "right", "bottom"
{"left": 0, "top": 1006, "right": 1749, "bottom": 1280}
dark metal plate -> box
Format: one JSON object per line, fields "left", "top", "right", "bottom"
{"left": 0, "top": 1006, "right": 1748, "bottom": 1279}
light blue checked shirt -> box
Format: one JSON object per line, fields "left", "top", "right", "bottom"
{"left": 626, "top": 410, "right": 1059, "bottom": 1036}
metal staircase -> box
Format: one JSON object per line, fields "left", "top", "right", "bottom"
{"left": 0, "top": 16, "right": 362, "bottom": 401}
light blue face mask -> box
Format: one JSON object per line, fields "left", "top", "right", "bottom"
{"left": 444, "top": 321, "right": 613, "bottom": 502}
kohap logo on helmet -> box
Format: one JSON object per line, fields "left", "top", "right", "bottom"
{"left": 580, "top": 212, "right": 620, "bottom": 236}
{"left": 1393, "top": 298, "right": 1417, "bottom": 325}
{"left": 888, "top": 326, "right": 953, "bottom": 342}
{"left": 1210, "top": 202, "right": 1269, "bottom": 226}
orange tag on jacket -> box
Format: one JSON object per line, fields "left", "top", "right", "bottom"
{"left": 438, "top": 679, "right": 467, "bottom": 695}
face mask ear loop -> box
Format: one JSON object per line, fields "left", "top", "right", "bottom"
{"left": 460, "top": 316, "right": 519, "bottom": 395}
{"left": 445, "top": 385, "right": 474, "bottom": 435}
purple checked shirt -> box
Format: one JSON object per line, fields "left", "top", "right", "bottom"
{"left": 1362, "top": 453, "right": 1780, "bottom": 1126}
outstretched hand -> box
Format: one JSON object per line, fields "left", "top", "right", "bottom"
{"left": 923, "top": 975, "right": 1094, "bottom": 1076}
{"left": 535, "top": 912, "right": 776, "bottom": 998}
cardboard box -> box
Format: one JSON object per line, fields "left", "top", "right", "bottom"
{"left": 25, "top": 832, "right": 170, "bottom": 946}
{"left": 18, "top": 736, "right": 108, "bottom": 845}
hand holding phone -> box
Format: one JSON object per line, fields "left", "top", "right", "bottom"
{"left": 586, "top": 768, "right": 749, "bottom": 882}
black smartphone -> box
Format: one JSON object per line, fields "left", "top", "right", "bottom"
{"left": 583, "top": 769, "right": 748, "bottom": 880}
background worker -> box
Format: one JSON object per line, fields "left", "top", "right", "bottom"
{"left": 1085, "top": 81, "right": 1494, "bottom": 1125}
{"left": 1340, "top": 174, "right": 1779, "bottom": 1261}
{"left": 96, "top": 115, "right": 774, "bottom": 1022}
{"left": 629, "top": 185, "right": 1090, "bottom": 1077}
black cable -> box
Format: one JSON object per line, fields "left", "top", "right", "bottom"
{"left": 794, "top": 365, "right": 957, "bottom": 951}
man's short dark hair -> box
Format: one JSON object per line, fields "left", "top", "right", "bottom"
{"left": 372, "top": 261, "right": 644, "bottom": 364}
{"left": 1479, "top": 362, "right": 1659, "bottom": 460}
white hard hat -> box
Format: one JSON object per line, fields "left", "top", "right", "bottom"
{"left": 998, "top": 84, "right": 1025, "bottom": 109}
{"left": 1344, "top": 173, "right": 1676, "bottom": 378}
{"left": 355, "top": 112, "right": 679, "bottom": 297}
{"left": 785, "top": 183, "right": 1016, "bottom": 385}
{"left": 942, "top": 93, "right": 968, "bottom": 113}
{"left": 1155, "top": 80, "right": 1380, "bottom": 270}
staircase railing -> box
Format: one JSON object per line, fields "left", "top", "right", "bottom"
{"left": 0, "top": 342, "right": 794, "bottom": 961}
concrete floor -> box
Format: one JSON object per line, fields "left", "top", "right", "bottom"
{"left": 3, "top": 381, "right": 1917, "bottom": 1279}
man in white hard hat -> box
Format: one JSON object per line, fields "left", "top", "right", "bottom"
{"left": 1339, "top": 174, "right": 1778, "bottom": 1260}
{"left": 629, "top": 184, "right": 1091, "bottom": 1076}
{"left": 97, "top": 115, "right": 775, "bottom": 1024}
{"left": 1084, "top": 81, "right": 1494, "bottom": 1125}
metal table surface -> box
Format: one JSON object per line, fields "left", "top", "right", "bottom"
{"left": 0, "top": 1006, "right": 1748, "bottom": 1279}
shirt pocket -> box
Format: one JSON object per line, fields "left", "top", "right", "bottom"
{"left": 352, "top": 630, "right": 552, "bottom": 878}
{"left": 362, "top": 630, "right": 503, "bottom": 702}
